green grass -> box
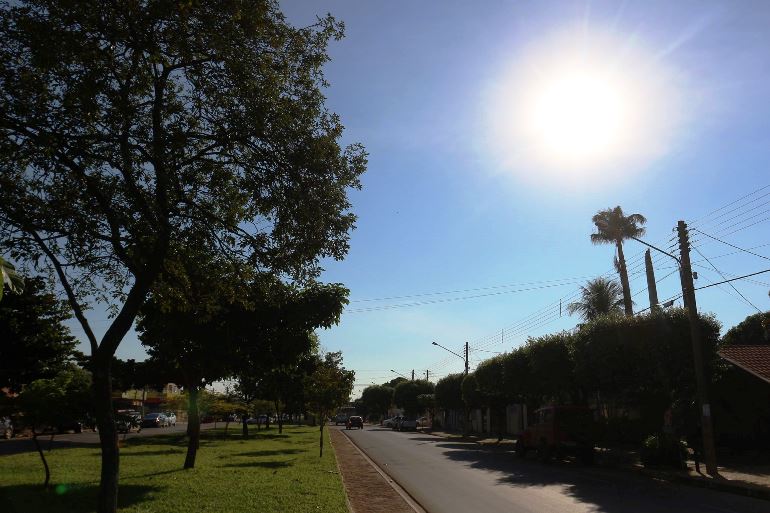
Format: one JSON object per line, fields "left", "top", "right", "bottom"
{"left": 0, "top": 426, "right": 347, "bottom": 513}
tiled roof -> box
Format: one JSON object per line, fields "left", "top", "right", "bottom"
{"left": 718, "top": 345, "right": 770, "bottom": 384}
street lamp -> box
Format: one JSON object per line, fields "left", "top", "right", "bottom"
{"left": 390, "top": 369, "right": 408, "bottom": 379}
{"left": 431, "top": 341, "right": 468, "bottom": 375}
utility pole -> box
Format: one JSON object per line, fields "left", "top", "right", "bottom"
{"left": 678, "top": 220, "right": 718, "bottom": 476}
{"left": 411, "top": 369, "right": 415, "bottom": 381}
{"left": 464, "top": 342, "right": 469, "bottom": 376}
{"left": 645, "top": 249, "right": 659, "bottom": 311}
{"left": 425, "top": 370, "right": 429, "bottom": 381}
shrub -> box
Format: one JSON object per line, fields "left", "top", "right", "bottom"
{"left": 640, "top": 434, "right": 687, "bottom": 469}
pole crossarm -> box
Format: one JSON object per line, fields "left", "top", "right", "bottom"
{"left": 431, "top": 341, "right": 465, "bottom": 361}
{"left": 629, "top": 235, "right": 681, "bottom": 265}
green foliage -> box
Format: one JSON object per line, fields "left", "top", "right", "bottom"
{"left": 722, "top": 310, "right": 770, "bottom": 346}
{"left": 305, "top": 352, "right": 355, "bottom": 419}
{"left": 434, "top": 373, "right": 464, "bottom": 410}
{"left": 640, "top": 434, "right": 687, "bottom": 469}
{"left": 393, "top": 380, "right": 434, "bottom": 416}
{"left": 0, "top": 277, "right": 78, "bottom": 392}
{"left": 360, "top": 385, "right": 394, "bottom": 418}
{"left": 567, "top": 278, "right": 625, "bottom": 321}
{"left": 460, "top": 374, "right": 482, "bottom": 409}
{"left": 0, "top": 255, "right": 24, "bottom": 301}
{"left": 15, "top": 366, "right": 93, "bottom": 431}
{"left": 524, "top": 332, "right": 576, "bottom": 404}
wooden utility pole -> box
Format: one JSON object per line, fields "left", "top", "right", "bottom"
{"left": 677, "top": 220, "right": 718, "bottom": 476}
{"left": 411, "top": 369, "right": 414, "bottom": 381}
{"left": 464, "top": 342, "right": 469, "bottom": 375}
{"left": 425, "top": 370, "right": 429, "bottom": 381}
{"left": 645, "top": 249, "right": 659, "bottom": 311}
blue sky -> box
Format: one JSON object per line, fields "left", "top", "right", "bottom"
{"left": 73, "top": 1, "right": 770, "bottom": 397}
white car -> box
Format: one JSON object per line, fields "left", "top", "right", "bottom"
{"left": 398, "top": 418, "right": 418, "bottom": 431}
{"left": 164, "top": 412, "right": 177, "bottom": 426}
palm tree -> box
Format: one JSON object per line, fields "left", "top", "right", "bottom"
{"left": 0, "top": 255, "right": 24, "bottom": 302}
{"left": 591, "top": 206, "right": 647, "bottom": 316}
{"left": 567, "top": 277, "right": 625, "bottom": 321}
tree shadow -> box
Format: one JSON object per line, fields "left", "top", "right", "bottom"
{"left": 121, "top": 449, "right": 185, "bottom": 457}
{"left": 0, "top": 439, "right": 98, "bottom": 456}
{"left": 229, "top": 449, "right": 304, "bottom": 458}
{"left": 436, "top": 441, "right": 766, "bottom": 513}
{"left": 0, "top": 483, "right": 160, "bottom": 513}
{"left": 222, "top": 460, "right": 295, "bottom": 469}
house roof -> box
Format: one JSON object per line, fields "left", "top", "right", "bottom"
{"left": 718, "top": 345, "right": 770, "bottom": 384}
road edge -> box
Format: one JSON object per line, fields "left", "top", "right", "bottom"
{"left": 339, "top": 428, "right": 428, "bottom": 513}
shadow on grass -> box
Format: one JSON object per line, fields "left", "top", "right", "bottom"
{"left": 0, "top": 439, "right": 99, "bottom": 456}
{"left": 121, "top": 449, "right": 185, "bottom": 457}
{"left": 0, "top": 483, "right": 160, "bottom": 513}
{"left": 222, "top": 460, "right": 295, "bottom": 469}
{"left": 230, "top": 449, "right": 304, "bottom": 458}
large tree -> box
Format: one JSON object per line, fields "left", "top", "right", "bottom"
{"left": 0, "top": 277, "right": 78, "bottom": 392}
{"left": 567, "top": 277, "right": 625, "bottom": 322}
{"left": 361, "top": 385, "right": 394, "bottom": 421}
{"left": 0, "top": 2, "right": 365, "bottom": 510}
{"left": 591, "top": 206, "right": 647, "bottom": 316}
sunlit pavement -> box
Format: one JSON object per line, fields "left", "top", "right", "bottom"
{"left": 0, "top": 422, "right": 217, "bottom": 456}
{"left": 337, "top": 425, "right": 769, "bottom": 513}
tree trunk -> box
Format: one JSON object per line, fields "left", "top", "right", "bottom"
{"left": 319, "top": 417, "right": 324, "bottom": 458}
{"left": 224, "top": 420, "right": 229, "bottom": 440}
{"left": 93, "top": 366, "right": 119, "bottom": 513}
{"left": 242, "top": 417, "right": 248, "bottom": 438}
{"left": 184, "top": 387, "right": 200, "bottom": 469}
{"left": 616, "top": 240, "right": 633, "bottom": 316}
{"left": 31, "top": 429, "right": 51, "bottom": 488}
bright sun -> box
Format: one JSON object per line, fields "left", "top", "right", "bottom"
{"left": 485, "top": 28, "right": 682, "bottom": 181}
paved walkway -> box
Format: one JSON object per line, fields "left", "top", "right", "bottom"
{"left": 329, "top": 426, "right": 416, "bottom": 513}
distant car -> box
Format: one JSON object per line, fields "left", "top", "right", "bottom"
{"left": 1, "top": 417, "right": 13, "bottom": 439}
{"left": 346, "top": 416, "right": 364, "bottom": 430}
{"left": 334, "top": 414, "right": 349, "bottom": 426}
{"left": 398, "top": 417, "right": 418, "bottom": 431}
{"left": 390, "top": 416, "right": 404, "bottom": 430}
{"left": 164, "top": 412, "right": 177, "bottom": 426}
{"left": 141, "top": 413, "right": 169, "bottom": 428}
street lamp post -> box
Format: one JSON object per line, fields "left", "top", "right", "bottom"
{"left": 390, "top": 369, "right": 408, "bottom": 380}
{"left": 431, "top": 341, "right": 469, "bottom": 375}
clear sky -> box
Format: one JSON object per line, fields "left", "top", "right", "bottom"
{"left": 72, "top": 1, "right": 770, "bottom": 398}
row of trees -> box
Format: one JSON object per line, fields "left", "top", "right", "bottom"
{"left": 433, "top": 309, "right": 723, "bottom": 443}
{"left": 0, "top": 1, "right": 365, "bottom": 510}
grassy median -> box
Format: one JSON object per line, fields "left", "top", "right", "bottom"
{"left": 0, "top": 425, "right": 346, "bottom": 513}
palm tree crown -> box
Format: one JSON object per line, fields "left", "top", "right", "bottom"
{"left": 567, "top": 277, "right": 625, "bottom": 321}
{"left": 590, "top": 206, "right": 647, "bottom": 317}
{"left": 591, "top": 207, "right": 647, "bottom": 245}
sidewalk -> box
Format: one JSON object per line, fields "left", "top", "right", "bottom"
{"left": 329, "top": 427, "right": 417, "bottom": 513}
{"left": 423, "top": 428, "right": 770, "bottom": 501}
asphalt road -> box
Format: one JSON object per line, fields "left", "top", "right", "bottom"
{"left": 0, "top": 422, "right": 217, "bottom": 456}
{"left": 339, "top": 426, "right": 769, "bottom": 513}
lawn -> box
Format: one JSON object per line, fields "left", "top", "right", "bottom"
{"left": 0, "top": 425, "right": 347, "bottom": 513}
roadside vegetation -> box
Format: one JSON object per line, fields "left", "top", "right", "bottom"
{"left": 0, "top": 426, "right": 347, "bottom": 513}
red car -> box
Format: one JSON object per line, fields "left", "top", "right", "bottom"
{"left": 516, "top": 405, "right": 595, "bottom": 464}
{"left": 346, "top": 416, "right": 364, "bottom": 430}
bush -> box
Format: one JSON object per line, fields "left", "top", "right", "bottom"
{"left": 640, "top": 434, "right": 687, "bottom": 469}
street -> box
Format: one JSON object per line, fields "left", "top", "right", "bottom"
{"left": 338, "top": 426, "right": 769, "bottom": 513}
{"left": 0, "top": 422, "right": 218, "bottom": 456}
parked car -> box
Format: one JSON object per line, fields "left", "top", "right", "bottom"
{"left": 398, "top": 417, "right": 418, "bottom": 431}
{"left": 164, "top": 412, "right": 177, "bottom": 426}
{"left": 141, "top": 413, "right": 169, "bottom": 428}
{"left": 382, "top": 416, "right": 399, "bottom": 428}
{"left": 515, "top": 405, "right": 595, "bottom": 464}
{"left": 1, "top": 417, "right": 13, "bottom": 439}
{"left": 390, "top": 416, "right": 404, "bottom": 430}
{"left": 346, "top": 416, "right": 364, "bottom": 430}
{"left": 116, "top": 410, "right": 142, "bottom": 433}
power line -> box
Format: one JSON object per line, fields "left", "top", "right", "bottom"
{"left": 693, "top": 248, "right": 762, "bottom": 313}
{"left": 694, "top": 269, "right": 770, "bottom": 291}
{"left": 693, "top": 229, "right": 770, "bottom": 262}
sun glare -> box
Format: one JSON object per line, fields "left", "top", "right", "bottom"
{"left": 484, "top": 28, "right": 683, "bottom": 183}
